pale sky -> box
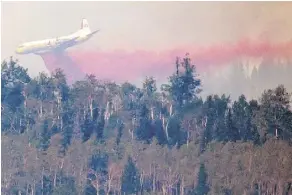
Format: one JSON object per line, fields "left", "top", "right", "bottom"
{"left": 2, "top": 1, "right": 292, "bottom": 77}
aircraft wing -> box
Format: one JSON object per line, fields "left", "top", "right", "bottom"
{"left": 55, "top": 37, "right": 79, "bottom": 49}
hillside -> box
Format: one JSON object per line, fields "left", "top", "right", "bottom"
{"left": 1, "top": 55, "right": 292, "bottom": 195}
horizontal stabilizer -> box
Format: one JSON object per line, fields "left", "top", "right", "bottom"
{"left": 88, "top": 30, "right": 100, "bottom": 38}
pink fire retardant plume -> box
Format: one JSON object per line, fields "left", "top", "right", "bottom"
{"left": 39, "top": 51, "right": 85, "bottom": 84}
{"left": 40, "top": 39, "right": 292, "bottom": 84}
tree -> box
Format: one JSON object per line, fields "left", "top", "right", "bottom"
{"left": 39, "top": 119, "right": 51, "bottom": 151}
{"left": 2, "top": 54, "right": 292, "bottom": 195}
{"left": 135, "top": 103, "right": 155, "bottom": 143}
{"left": 213, "top": 94, "right": 230, "bottom": 141}
{"left": 81, "top": 112, "right": 94, "bottom": 142}
{"left": 201, "top": 95, "right": 216, "bottom": 148}
{"left": 96, "top": 108, "right": 106, "bottom": 141}
{"left": 167, "top": 54, "right": 201, "bottom": 111}
{"left": 259, "top": 85, "right": 292, "bottom": 142}
{"left": 121, "top": 156, "right": 140, "bottom": 194}
{"left": 232, "top": 95, "right": 253, "bottom": 141}
{"left": 60, "top": 99, "right": 74, "bottom": 155}
{"left": 116, "top": 119, "right": 124, "bottom": 145}
{"left": 225, "top": 108, "right": 240, "bottom": 142}
{"left": 192, "top": 163, "right": 209, "bottom": 195}
{"left": 142, "top": 76, "right": 157, "bottom": 97}
{"left": 1, "top": 58, "right": 31, "bottom": 133}
{"left": 88, "top": 150, "right": 109, "bottom": 194}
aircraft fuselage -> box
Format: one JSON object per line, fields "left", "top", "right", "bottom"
{"left": 15, "top": 19, "right": 99, "bottom": 55}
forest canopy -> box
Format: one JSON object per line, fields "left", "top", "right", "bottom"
{"left": 1, "top": 55, "right": 292, "bottom": 195}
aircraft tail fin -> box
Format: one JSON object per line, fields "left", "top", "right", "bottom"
{"left": 81, "top": 18, "right": 90, "bottom": 29}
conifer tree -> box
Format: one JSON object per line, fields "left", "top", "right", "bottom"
{"left": 121, "top": 156, "right": 140, "bottom": 195}
{"left": 81, "top": 112, "right": 94, "bottom": 142}
{"left": 226, "top": 108, "right": 240, "bottom": 142}
{"left": 116, "top": 119, "right": 124, "bottom": 145}
{"left": 39, "top": 119, "right": 50, "bottom": 151}
{"left": 192, "top": 163, "right": 209, "bottom": 195}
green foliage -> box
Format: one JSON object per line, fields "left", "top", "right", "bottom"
{"left": 1, "top": 56, "right": 292, "bottom": 195}
{"left": 116, "top": 118, "right": 124, "bottom": 145}
{"left": 259, "top": 85, "right": 292, "bottom": 141}
{"left": 121, "top": 156, "right": 140, "bottom": 194}
{"left": 52, "top": 185, "right": 78, "bottom": 195}
{"left": 226, "top": 108, "right": 240, "bottom": 142}
{"left": 166, "top": 54, "right": 201, "bottom": 110}
{"left": 38, "top": 119, "right": 51, "bottom": 151}
{"left": 89, "top": 150, "right": 109, "bottom": 176}
{"left": 52, "top": 174, "right": 78, "bottom": 195}
{"left": 60, "top": 100, "right": 74, "bottom": 154}
{"left": 81, "top": 112, "right": 94, "bottom": 142}
{"left": 192, "top": 163, "right": 209, "bottom": 195}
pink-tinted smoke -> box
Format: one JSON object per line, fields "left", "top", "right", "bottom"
{"left": 40, "top": 39, "right": 292, "bottom": 84}
{"left": 40, "top": 51, "right": 85, "bottom": 84}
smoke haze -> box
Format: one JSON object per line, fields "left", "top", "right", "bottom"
{"left": 2, "top": 1, "right": 292, "bottom": 99}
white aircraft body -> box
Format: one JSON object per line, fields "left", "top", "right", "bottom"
{"left": 15, "top": 19, "right": 99, "bottom": 55}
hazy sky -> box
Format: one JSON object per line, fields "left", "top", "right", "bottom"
{"left": 2, "top": 1, "right": 292, "bottom": 77}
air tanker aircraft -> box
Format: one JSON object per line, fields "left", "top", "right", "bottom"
{"left": 15, "top": 19, "right": 99, "bottom": 55}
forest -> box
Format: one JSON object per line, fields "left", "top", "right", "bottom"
{"left": 1, "top": 55, "right": 292, "bottom": 195}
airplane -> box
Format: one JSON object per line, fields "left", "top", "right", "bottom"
{"left": 15, "top": 18, "right": 99, "bottom": 55}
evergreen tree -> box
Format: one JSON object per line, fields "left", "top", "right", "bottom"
{"left": 232, "top": 95, "right": 253, "bottom": 141}
{"left": 202, "top": 95, "right": 216, "bottom": 146}
{"left": 154, "top": 119, "right": 168, "bottom": 145}
{"left": 213, "top": 94, "right": 230, "bottom": 141}
{"left": 167, "top": 54, "right": 201, "bottom": 110}
{"left": 192, "top": 163, "right": 209, "bottom": 195}
{"left": 121, "top": 156, "right": 140, "bottom": 195}
{"left": 259, "top": 85, "right": 292, "bottom": 141}
{"left": 60, "top": 100, "right": 74, "bottom": 155}
{"left": 96, "top": 108, "right": 105, "bottom": 141}
{"left": 116, "top": 119, "right": 124, "bottom": 145}
{"left": 39, "top": 119, "right": 50, "bottom": 151}
{"left": 226, "top": 108, "right": 240, "bottom": 142}
{"left": 136, "top": 103, "right": 154, "bottom": 143}
{"left": 81, "top": 112, "right": 94, "bottom": 142}
{"left": 51, "top": 68, "right": 70, "bottom": 102}
{"left": 167, "top": 115, "right": 184, "bottom": 147}
{"left": 1, "top": 58, "right": 31, "bottom": 133}
{"left": 142, "top": 76, "right": 157, "bottom": 97}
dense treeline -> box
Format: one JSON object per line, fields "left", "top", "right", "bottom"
{"left": 1, "top": 55, "right": 292, "bottom": 195}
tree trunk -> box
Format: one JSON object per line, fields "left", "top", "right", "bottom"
{"left": 129, "top": 129, "right": 134, "bottom": 141}
{"left": 89, "top": 96, "right": 93, "bottom": 119}
{"left": 26, "top": 184, "right": 29, "bottom": 195}
{"left": 162, "top": 184, "right": 166, "bottom": 195}
{"left": 181, "top": 177, "right": 185, "bottom": 195}
{"left": 41, "top": 167, "right": 44, "bottom": 195}
{"left": 140, "top": 171, "right": 144, "bottom": 195}
{"left": 169, "top": 104, "right": 173, "bottom": 116}
{"left": 187, "top": 131, "right": 190, "bottom": 148}
{"left": 107, "top": 178, "right": 112, "bottom": 195}
{"left": 95, "top": 180, "right": 99, "bottom": 195}
{"left": 150, "top": 107, "right": 154, "bottom": 121}
{"left": 32, "top": 182, "right": 35, "bottom": 195}
{"left": 40, "top": 101, "right": 43, "bottom": 118}
{"left": 53, "top": 169, "right": 57, "bottom": 188}
{"left": 152, "top": 164, "right": 156, "bottom": 194}
{"left": 165, "top": 118, "right": 170, "bottom": 141}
